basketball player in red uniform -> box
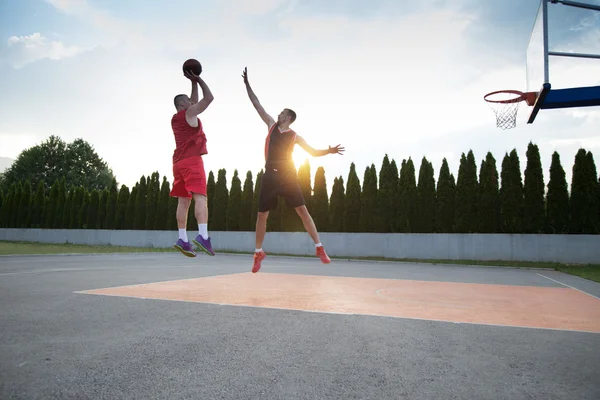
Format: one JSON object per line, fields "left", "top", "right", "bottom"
{"left": 170, "top": 69, "right": 215, "bottom": 257}
{"left": 242, "top": 67, "right": 345, "bottom": 273}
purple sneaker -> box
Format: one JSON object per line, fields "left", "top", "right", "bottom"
{"left": 193, "top": 235, "right": 215, "bottom": 256}
{"left": 174, "top": 239, "right": 196, "bottom": 257}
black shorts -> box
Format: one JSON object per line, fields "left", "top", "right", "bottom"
{"left": 258, "top": 167, "right": 305, "bottom": 212}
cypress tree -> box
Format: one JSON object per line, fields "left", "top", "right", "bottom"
{"left": 329, "top": 176, "right": 345, "bottom": 232}
{"left": 239, "top": 171, "right": 254, "bottom": 231}
{"left": 44, "top": 179, "right": 59, "bottom": 228}
{"left": 18, "top": 179, "right": 32, "bottom": 228}
{"left": 343, "top": 162, "right": 361, "bottom": 232}
{"left": 546, "top": 151, "right": 569, "bottom": 233}
{"left": 478, "top": 152, "right": 500, "bottom": 233}
{"left": 134, "top": 176, "right": 147, "bottom": 230}
{"left": 0, "top": 189, "right": 4, "bottom": 227}
{"left": 207, "top": 171, "right": 216, "bottom": 230}
{"left": 435, "top": 158, "right": 455, "bottom": 233}
{"left": 398, "top": 158, "right": 417, "bottom": 232}
{"left": 1, "top": 184, "right": 15, "bottom": 227}
{"left": 500, "top": 150, "right": 524, "bottom": 233}
{"left": 227, "top": 169, "right": 243, "bottom": 231}
{"left": 144, "top": 172, "right": 160, "bottom": 230}
{"left": 105, "top": 178, "right": 118, "bottom": 230}
{"left": 62, "top": 186, "right": 73, "bottom": 229}
{"left": 455, "top": 151, "right": 478, "bottom": 233}
{"left": 114, "top": 184, "right": 129, "bottom": 230}
{"left": 68, "top": 187, "right": 81, "bottom": 229}
{"left": 154, "top": 177, "right": 170, "bottom": 231}
{"left": 32, "top": 180, "right": 45, "bottom": 229}
{"left": 96, "top": 189, "right": 108, "bottom": 229}
{"left": 53, "top": 177, "right": 66, "bottom": 229}
{"left": 187, "top": 196, "right": 196, "bottom": 231}
{"left": 10, "top": 182, "right": 21, "bottom": 228}
{"left": 415, "top": 157, "right": 436, "bottom": 233}
{"left": 125, "top": 186, "right": 137, "bottom": 230}
{"left": 212, "top": 169, "right": 228, "bottom": 231}
{"left": 378, "top": 155, "right": 398, "bottom": 233}
{"left": 312, "top": 166, "right": 329, "bottom": 232}
{"left": 570, "top": 149, "right": 599, "bottom": 233}
{"left": 298, "top": 159, "right": 312, "bottom": 212}
{"left": 78, "top": 190, "right": 90, "bottom": 229}
{"left": 87, "top": 189, "right": 100, "bottom": 229}
{"left": 251, "top": 170, "right": 263, "bottom": 228}
{"left": 167, "top": 195, "right": 178, "bottom": 231}
{"left": 523, "top": 142, "right": 545, "bottom": 233}
{"left": 359, "top": 164, "right": 377, "bottom": 232}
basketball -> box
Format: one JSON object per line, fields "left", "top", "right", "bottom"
{"left": 182, "top": 59, "right": 202, "bottom": 76}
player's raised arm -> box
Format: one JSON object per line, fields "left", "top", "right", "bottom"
{"left": 242, "top": 67, "right": 275, "bottom": 127}
{"left": 295, "top": 135, "right": 345, "bottom": 157}
{"left": 185, "top": 71, "right": 214, "bottom": 117}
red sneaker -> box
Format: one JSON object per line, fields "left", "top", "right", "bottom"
{"left": 316, "top": 246, "right": 331, "bottom": 264}
{"left": 252, "top": 250, "right": 266, "bottom": 273}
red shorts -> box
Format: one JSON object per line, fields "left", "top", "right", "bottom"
{"left": 170, "top": 155, "right": 206, "bottom": 198}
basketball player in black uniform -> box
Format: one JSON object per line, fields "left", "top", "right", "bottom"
{"left": 242, "top": 67, "right": 345, "bottom": 273}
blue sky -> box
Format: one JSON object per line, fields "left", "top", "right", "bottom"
{"left": 1, "top": 0, "right": 599, "bottom": 192}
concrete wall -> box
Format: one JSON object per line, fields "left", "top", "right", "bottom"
{"left": 1, "top": 228, "right": 599, "bottom": 264}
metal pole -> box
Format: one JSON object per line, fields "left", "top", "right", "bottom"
{"left": 543, "top": 0, "right": 550, "bottom": 84}
{"left": 549, "top": 51, "right": 600, "bottom": 59}
{"left": 551, "top": 0, "right": 600, "bottom": 12}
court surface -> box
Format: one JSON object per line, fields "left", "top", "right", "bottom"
{"left": 1, "top": 252, "right": 599, "bottom": 399}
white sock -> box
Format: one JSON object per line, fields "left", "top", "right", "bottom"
{"left": 198, "top": 223, "right": 208, "bottom": 240}
{"left": 255, "top": 248, "right": 262, "bottom": 253}
{"left": 179, "top": 229, "right": 188, "bottom": 242}
{"left": 315, "top": 243, "right": 323, "bottom": 247}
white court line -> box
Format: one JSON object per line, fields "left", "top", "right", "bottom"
{"left": 536, "top": 273, "right": 600, "bottom": 301}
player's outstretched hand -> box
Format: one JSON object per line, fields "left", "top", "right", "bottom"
{"left": 242, "top": 67, "right": 249, "bottom": 85}
{"left": 329, "top": 144, "right": 345, "bottom": 155}
{"left": 184, "top": 70, "right": 201, "bottom": 83}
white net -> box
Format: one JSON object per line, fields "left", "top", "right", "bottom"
{"left": 484, "top": 91, "right": 526, "bottom": 130}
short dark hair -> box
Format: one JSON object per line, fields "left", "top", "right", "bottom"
{"left": 174, "top": 94, "right": 187, "bottom": 109}
{"left": 284, "top": 108, "right": 296, "bottom": 123}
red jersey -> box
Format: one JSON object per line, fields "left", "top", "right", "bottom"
{"left": 171, "top": 110, "right": 207, "bottom": 164}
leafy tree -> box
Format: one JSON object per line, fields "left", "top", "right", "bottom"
{"left": 0, "top": 135, "right": 115, "bottom": 193}
{"left": 523, "top": 142, "right": 545, "bottom": 233}
{"left": 343, "top": 163, "right": 361, "bottom": 232}
{"left": 240, "top": 171, "right": 254, "bottom": 231}
{"left": 478, "top": 152, "right": 500, "bottom": 233}
{"left": 546, "top": 151, "right": 569, "bottom": 233}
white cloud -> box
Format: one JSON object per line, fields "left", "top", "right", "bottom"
{"left": 5, "top": 33, "right": 84, "bottom": 68}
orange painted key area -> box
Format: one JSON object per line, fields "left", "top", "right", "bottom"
{"left": 79, "top": 273, "right": 600, "bottom": 333}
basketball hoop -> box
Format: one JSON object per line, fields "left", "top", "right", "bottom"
{"left": 484, "top": 90, "right": 536, "bottom": 130}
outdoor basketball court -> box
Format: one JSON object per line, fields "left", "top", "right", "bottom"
{"left": 1, "top": 252, "right": 599, "bottom": 399}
